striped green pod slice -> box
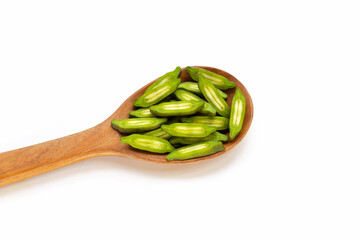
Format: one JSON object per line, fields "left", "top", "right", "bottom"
{"left": 121, "top": 134, "right": 175, "bottom": 153}
{"left": 129, "top": 108, "right": 156, "bottom": 118}
{"left": 161, "top": 123, "right": 216, "bottom": 138}
{"left": 198, "top": 74, "right": 230, "bottom": 117}
{"left": 178, "top": 82, "right": 227, "bottom": 99}
{"left": 133, "top": 78, "right": 181, "bottom": 108}
{"left": 111, "top": 118, "right": 167, "bottom": 133}
{"left": 144, "top": 128, "right": 172, "bottom": 140}
{"left": 186, "top": 66, "right": 236, "bottom": 90}
{"left": 177, "top": 82, "right": 202, "bottom": 95}
{"left": 145, "top": 66, "right": 181, "bottom": 94}
{"left": 229, "top": 88, "right": 246, "bottom": 141}
{"left": 174, "top": 89, "right": 216, "bottom": 116}
{"left": 166, "top": 141, "right": 225, "bottom": 161}
{"left": 181, "top": 116, "right": 229, "bottom": 130}
{"left": 150, "top": 100, "right": 204, "bottom": 117}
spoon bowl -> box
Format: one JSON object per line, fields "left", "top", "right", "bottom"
{"left": 0, "top": 66, "right": 253, "bottom": 187}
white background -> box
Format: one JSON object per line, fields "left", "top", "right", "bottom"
{"left": 1, "top": 0, "right": 359, "bottom": 239}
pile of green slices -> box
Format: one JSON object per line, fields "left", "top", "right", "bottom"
{"left": 111, "top": 66, "right": 246, "bottom": 161}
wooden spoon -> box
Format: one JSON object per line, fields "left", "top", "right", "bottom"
{"left": 0, "top": 66, "right": 253, "bottom": 187}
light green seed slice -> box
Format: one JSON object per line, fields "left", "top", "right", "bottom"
{"left": 198, "top": 75, "right": 230, "bottom": 117}
{"left": 181, "top": 116, "right": 229, "bottom": 130}
{"left": 186, "top": 66, "right": 236, "bottom": 90}
{"left": 170, "top": 132, "right": 228, "bottom": 145}
{"left": 145, "top": 66, "right": 181, "bottom": 93}
{"left": 111, "top": 118, "right": 167, "bottom": 133}
{"left": 174, "top": 89, "right": 216, "bottom": 116}
{"left": 166, "top": 141, "right": 225, "bottom": 161}
{"left": 150, "top": 100, "right": 204, "bottom": 117}
{"left": 174, "top": 89, "right": 202, "bottom": 101}
{"left": 121, "top": 134, "right": 175, "bottom": 153}
{"left": 178, "top": 82, "right": 202, "bottom": 95}
{"left": 161, "top": 123, "right": 216, "bottom": 138}
{"left": 144, "top": 85, "right": 170, "bottom": 102}
{"left": 134, "top": 78, "right": 180, "bottom": 108}
{"left": 129, "top": 108, "right": 156, "bottom": 118}
{"left": 229, "top": 88, "right": 246, "bottom": 141}
{"left": 144, "top": 128, "right": 172, "bottom": 140}
{"left": 178, "top": 82, "right": 227, "bottom": 99}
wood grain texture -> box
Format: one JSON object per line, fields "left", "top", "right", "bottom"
{"left": 0, "top": 66, "right": 254, "bottom": 187}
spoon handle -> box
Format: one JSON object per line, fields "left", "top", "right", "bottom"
{"left": 0, "top": 124, "right": 116, "bottom": 187}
